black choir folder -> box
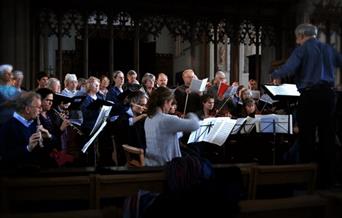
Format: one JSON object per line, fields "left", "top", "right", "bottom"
{"left": 263, "top": 83, "right": 300, "bottom": 99}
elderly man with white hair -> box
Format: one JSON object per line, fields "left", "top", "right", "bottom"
{"left": 0, "top": 64, "right": 20, "bottom": 126}
{"left": 61, "top": 73, "right": 78, "bottom": 97}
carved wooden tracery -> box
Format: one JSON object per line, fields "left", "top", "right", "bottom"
{"left": 38, "top": 9, "right": 279, "bottom": 46}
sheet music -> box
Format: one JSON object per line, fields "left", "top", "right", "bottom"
{"left": 264, "top": 83, "right": 300, "bottom": 97}
{"left": 240, "top": 116, "right": 257, "bottom": 134}
{"left": 187, "top": 117, "right": 216, "bottom": 143}
{"left": 255, "top": 114, "right": 292, "bottom": 134}
{"left": 82, "top": 121, "right": 107, "bottom": 153}
{"left": 190, "top": 78, "right": 208, "bottom": 92}
{"left": 188, "top": 117, "right": 236, "bottom": 146}
{"left": 230, "top": 118, "right": 247, "bottom": 135}
{"left": 89, "top": 105, "right": 112, "bottom": 136}
{"left": 259, "top": 94, "right": 279, "bottom": 105}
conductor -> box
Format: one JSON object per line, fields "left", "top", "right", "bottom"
{"left": 272, "top": 23, "right": 342, "bottom": 188}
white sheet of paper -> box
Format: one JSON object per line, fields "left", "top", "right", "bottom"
{"left": 255, "top": 114, "right": 292, "bottom": 134}
{"left": 89, "top": 105, "right": 112, "bottom": 136}
{"left": 82, "top": 121, "right": 107, "bottom": 153}
{"left": 188, "top": 117, "right": 236, "bottom": 146}
{"left": 264, "top": 83, "right": 300, "bottom": 97}
{"left": 190, "top": 78, "right": 208, "bottom": 92}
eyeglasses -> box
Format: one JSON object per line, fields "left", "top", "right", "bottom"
{"left": 44, "top": 99, "right": 54, "bottom": 103}
{"left": 30, "top": 104, "right": 42, "bottom": 109}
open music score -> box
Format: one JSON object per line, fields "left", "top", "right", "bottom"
{"left": 188, "top": 117, "right": 237, "bottom": 146}
{"left": 263, "top": 83, "right": 300, "bottom": 98}
{"left": 190, "top": 78, "right": 208, "bottom": 92}
{"left": 255, "top": 114, "right": 293, "bottom": 134}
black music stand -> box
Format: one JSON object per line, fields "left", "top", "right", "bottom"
{"left": 256, "top": 114, "right": 293, "bottom": 165}
{"left": 81, "top": 105, "right": 112, "bottom": 168}
{"left": 230, "top": 117, "right": 257, "bottom": 135}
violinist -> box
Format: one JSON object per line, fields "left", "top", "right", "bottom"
{"left": 195, "top": 93, "right": 215, "bottom": 120}
{"left": 110, "top": 90, "right": 148, "bottom": 165}
{"left": 240, "top": 97, "right": 259, "bottom": 118}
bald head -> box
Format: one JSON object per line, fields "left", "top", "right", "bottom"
{"left": 182, "top": 69, "right": 195, "bottom": 86}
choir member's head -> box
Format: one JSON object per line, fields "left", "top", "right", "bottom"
{"left": 85, "top": 76, "right": 100, "bottom": 95}
{"left": 214, "top": 71, "right": 226, "bottom": 86}
{"left": 112, "top": 70, "right": 124, "bottom": 88}
{"left": 0, "top": 64, "right": 13, "bottom": 85}
{"left": 36, "top": 71, "right": 49, "bottom": 89}
{"left": 64, "top": 73, "right": 78, "bottom": 92}
{"left": 12, "top": 70, "right": 24, "bottom": 90}
{"left": 248, "top": 79, "right": 258, "bottom": 90}
{"left": 182, "top": 69, "right": 195, "bottom": 87}
{"left": 127, "top": 70, "right": 138, "bottom": 84}
{"left": 156, "top": 73, "right": 168, "bottom": 88}
{"left": 141, "top": 73, "right": 156, "bottom": 90}
{"left": 47, "top": 77, "right": 61, "bottom": 94}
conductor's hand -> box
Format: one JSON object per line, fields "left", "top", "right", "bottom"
{"left": 272, "top": 78, "right": 281, "bottom": 85}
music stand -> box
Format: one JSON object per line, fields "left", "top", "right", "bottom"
{"left": 255, "top": 114, "right": 293, "bottom": 164}
{"left": 81, "top": 105, "right": 112, "bottom": 168}
{"left": 230, "top": 117, "right": 257, "bottom": 135}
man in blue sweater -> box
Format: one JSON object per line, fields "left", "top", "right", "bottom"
{"left": 272, "top": 23, "right": 342, "bottom": 188}
{"left": 0, "top": 91, "right": 53, "bottom": 168}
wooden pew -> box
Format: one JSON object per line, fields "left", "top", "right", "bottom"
{"left": 94, "top": 169, "right": 166, "bottom": 209}
{"left": 248, "top": 163, "right": 317, "bottom": 200}
{"left": 0, "top": 174, "right": 96, "bottom": 213}
{"left": 240, "top": 195, "right": 329, "bottom": 218}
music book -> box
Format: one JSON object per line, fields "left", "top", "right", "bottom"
{"left": 188, "top": 117, "right": 236, "bottom": 146}
{"left": 53, "top": 93, "right": 86, "bottom": 109}
{"left": 263, "top": 83, "right": 300, "bottom": 98}
{"left": 255, "top": 114, "right": 292, "bottom": 134}
{"left": 190, "top": 78, "right": 208, "bottom": 92}
{"left": 217, "top": 83, "right": 229, "bottom": 97}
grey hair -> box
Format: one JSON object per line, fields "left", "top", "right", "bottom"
{"left": 0, "top": 64, "right": 13, "bottom": 76}
{"left": 141, "top": 72, "right": 155, "bottom": 85}
{"left": 47, "top": 77, "right": 60, "bottom": 88}
{"left": 12, "top": 70, "right": 24, "bottom": 79}
{"left": 15, "top": 91, "right": 41, "bottom": 113}
{"left": 295, "top": 23, "right": 317, "bottom": 37}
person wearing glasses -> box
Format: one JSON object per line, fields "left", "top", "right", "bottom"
{"left": 0, "top": 91, "right": 54, "bottom": 168}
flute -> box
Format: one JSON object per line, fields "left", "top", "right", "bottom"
{"left": 52, "top": 108, "right": 83, "bottom": 135}
{"left": 36, "top": 116, "right": 44, "bottom": 148}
